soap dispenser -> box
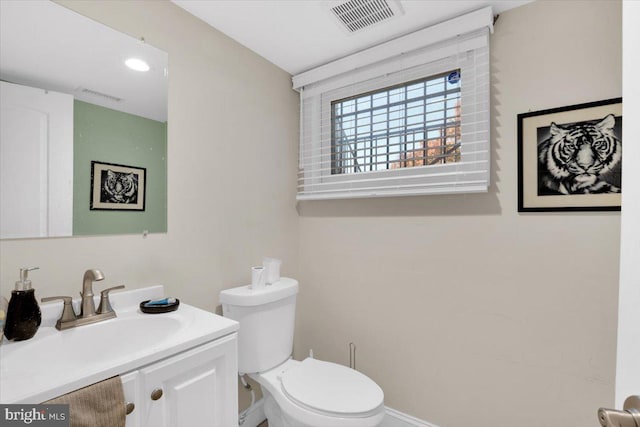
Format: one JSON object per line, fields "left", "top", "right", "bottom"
{"left": 4, "top": 267, "right": 42, "bottom": 341}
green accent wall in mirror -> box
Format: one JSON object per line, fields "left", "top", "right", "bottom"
{"left": 73, "top": 101, "right": 167, "bottom": 236}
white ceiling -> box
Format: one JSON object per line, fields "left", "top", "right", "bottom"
{"left": 0, "top": 1, "right": 168, "bottom": 122}
{"left": 172, "top": 0, "right": 532, "bottom": 76}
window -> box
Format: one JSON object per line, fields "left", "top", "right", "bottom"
{"left": 331, "top": 71, "right": 461, "bottom": 175}
{"left": 295, "top": 7, "right": 492, "bottom": 200}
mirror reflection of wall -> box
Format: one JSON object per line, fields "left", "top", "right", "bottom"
{"left": 0, "top": 0, "right": 168, "bottom": 240}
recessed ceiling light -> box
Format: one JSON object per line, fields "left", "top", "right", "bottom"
{"left": 125, "top": 58, "right": 150, "bottom": 72}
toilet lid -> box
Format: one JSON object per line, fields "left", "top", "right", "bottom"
{"left": 281, "top": 358, "right": 384, "bottom": 416}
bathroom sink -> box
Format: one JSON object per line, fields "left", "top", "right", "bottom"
{"left": 1, "top": 313, "right": 183, "bottom": 376}
{"left": 0, "top": 285, "right": 239, "bottom": 404}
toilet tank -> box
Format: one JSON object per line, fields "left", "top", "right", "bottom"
{"left": 219, "top": 278, "right": 298, "bottom": 374}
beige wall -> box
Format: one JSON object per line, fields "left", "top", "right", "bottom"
{"left": 0, "top": 0, "right": 299, "bottom": 358}
{"left": 0, "top": 1, "right": 624, "bottom": 426}
{"left": 296, "top": 1, "right": 622, "bottom": 427}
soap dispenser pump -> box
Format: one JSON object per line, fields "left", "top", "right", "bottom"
{"left": 4, "top": 267, "right": 42, "bottom": 341}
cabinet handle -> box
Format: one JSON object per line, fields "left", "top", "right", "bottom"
{"left": 150, "top": 388, "right": 163, "bottom": 401}
{"left": 125, "top": 402, "right": 135, "bottom": 415}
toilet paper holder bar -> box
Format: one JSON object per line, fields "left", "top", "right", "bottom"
{"left": 349, "top": 342, "right": 356, "bottom": 370}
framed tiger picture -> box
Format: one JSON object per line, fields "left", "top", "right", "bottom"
{"left": 90, "top": 161, "right": 146, "bottom": 211}
{"left": 517, "top": 98, "right": 622, "bottom": 212}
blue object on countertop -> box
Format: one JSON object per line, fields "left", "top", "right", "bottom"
{"left": 140, "top": 298, "right": 180, "bottom": 314}
{"left": 144, "top": 297, "right": 177, "bottom": 307}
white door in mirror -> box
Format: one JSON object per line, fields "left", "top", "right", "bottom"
{"left": 0, "top": 80, "right": 73, "bottom": 239}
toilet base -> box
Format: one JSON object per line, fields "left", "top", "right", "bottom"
{"left": 263, "top": 389, "right": 287, "bottom": 427}
{"left": 264, "top": 388, "right": 352, "bottom": 427}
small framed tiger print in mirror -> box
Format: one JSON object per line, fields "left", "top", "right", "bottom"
{"left": 517, "top": 98, "right": 622, "bottom": 212}
{"left": 90, "top": 161, "right": 146, "bottom": 211}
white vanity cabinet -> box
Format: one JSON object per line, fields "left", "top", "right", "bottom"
{"left": 1, "top": 286, "right": 240, "bottom": 426}
{"left": 122, "top": 334, "right": 238, "bottom": 427}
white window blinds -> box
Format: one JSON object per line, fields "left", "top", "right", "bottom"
{"left": 295, "top": 8, "right": 492, "bottom": 201}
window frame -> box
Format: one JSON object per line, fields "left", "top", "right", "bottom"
{"left": 314, "top": 52, "right": 477, "bottom": 188}
{"left": 329, "top": 70, "right": 462, "bottom": 175}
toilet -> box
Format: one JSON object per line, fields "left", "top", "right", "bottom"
{"left": 219, "top": 278, "right": 385, "bottom": 427}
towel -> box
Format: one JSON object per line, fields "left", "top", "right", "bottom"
{"left": 44, "top": 376, "right": 125, "bottom": 427}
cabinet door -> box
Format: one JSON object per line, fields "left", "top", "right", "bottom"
{"left": 139, "top": 334, "right": 238, "bottom": 427}
{"left": 121, "top": 371, "right": 140, "bottom": 427}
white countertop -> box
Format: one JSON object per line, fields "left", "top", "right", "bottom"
{"left": 0, "top": 286, "right": 238, "bottom": 404}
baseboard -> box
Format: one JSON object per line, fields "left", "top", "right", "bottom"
{"left": 383, "top": 406, "right": 440, "bottom": 427}
{"left": 239, "top": 399, "right": 437, "bottom": 427}
{"left": 239, "top": 398, "right": 265, "bottom": 427}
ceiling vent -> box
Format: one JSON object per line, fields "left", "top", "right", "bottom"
{"left": 329, "top": 0, "right": 403, "bottom": 33}
{"left": 77, "top": 87, "right": 123, "bottom": 103}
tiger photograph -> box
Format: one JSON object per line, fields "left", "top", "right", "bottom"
{"left": 90, "top": 161, "right": 146, "bottom": 211}
{"left": 100, "top": 169, "right": 139, "bottom": 204}
{"left": 517, "top": 98, "right": 622, "bottom": 212}
{"left": 536, "top": 114, "right": 622, "bottom": 196}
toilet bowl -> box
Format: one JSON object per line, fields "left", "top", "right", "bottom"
{"left": 219, "top": 278, "right": 385, "bottom": 427}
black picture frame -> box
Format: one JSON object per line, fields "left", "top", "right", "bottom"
{"left": 90, "top": 161, "right": 146, "bottom": 211}
{"left": 517, "top": 98, "right": 622, "bottom": 212}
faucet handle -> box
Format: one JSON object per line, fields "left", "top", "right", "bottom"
{"left": 41, "top": 296, "right": 77, "bottom": 327}
{"left": 97, "top": 285, "right": 125, "bottom": 314}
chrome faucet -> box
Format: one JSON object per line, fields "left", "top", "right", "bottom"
{"left": 81, "top": 268, "right": 104, "bottom": 317}
{"left": 42, "top": 269, "right": 124, "bottom": 330}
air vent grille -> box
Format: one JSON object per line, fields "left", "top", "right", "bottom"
{"left": 330, "top": 0, "right": 398, "bottom": 33}
{"left": 78, "top": 87, "right": 122, "bottom": 103}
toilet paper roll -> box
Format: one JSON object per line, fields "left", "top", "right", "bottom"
{"left": 251, "top": 266, "right": 266, "bottom": 290}
{"left": 263, "top": 257, "right": 281, "bottom": 284}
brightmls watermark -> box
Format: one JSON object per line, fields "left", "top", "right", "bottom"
{"left": 1, "top": 405, "right": 69, "bottom": 426}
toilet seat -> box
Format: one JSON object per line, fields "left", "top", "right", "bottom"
{"left": 281, "top": 358, "right": 384, "bottom": 417}
{"left": 252, "top": 358, "right": 385, "bottom": 427}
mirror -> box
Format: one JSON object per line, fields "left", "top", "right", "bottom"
{"left": 0, "top": 0, "right": 168, "bottom": 239}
